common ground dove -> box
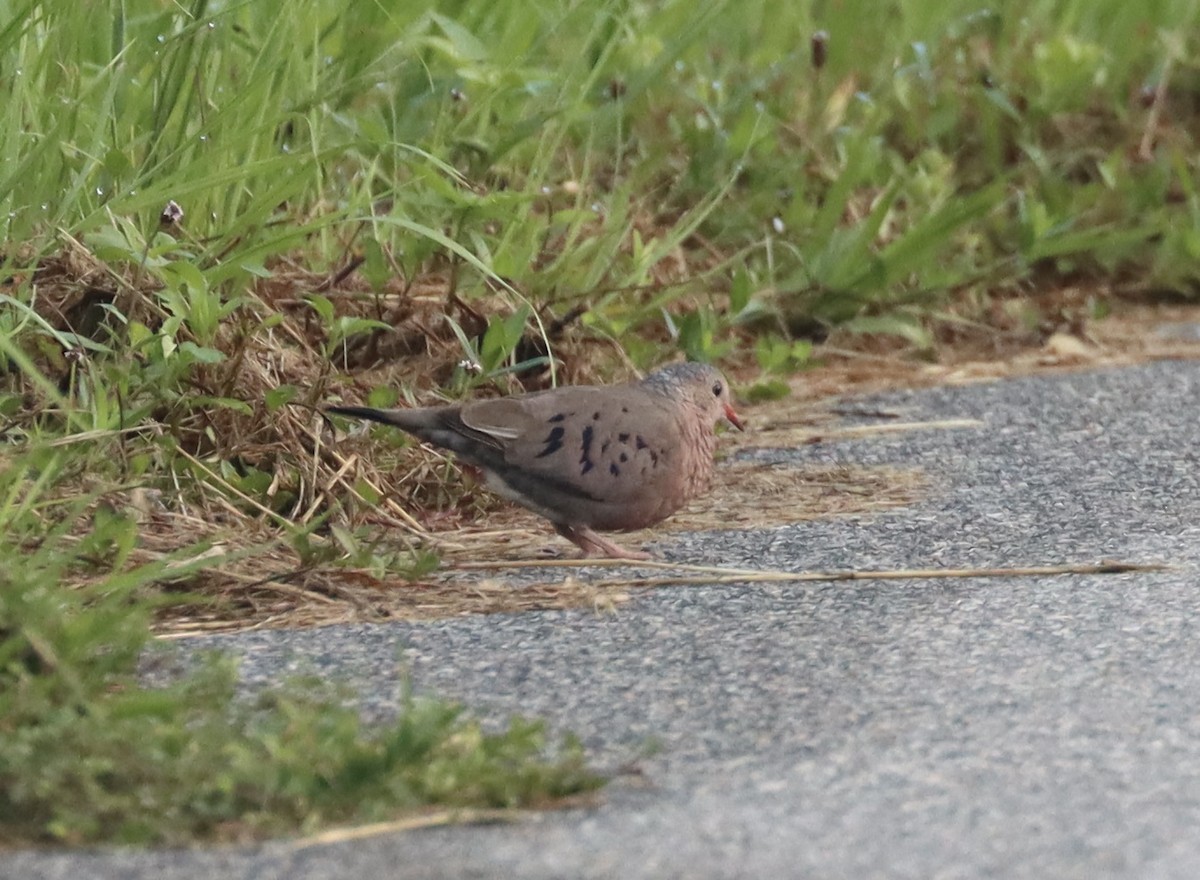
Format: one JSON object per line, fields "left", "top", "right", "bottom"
{"left": 327, "top": 362, "right": 744, "bottom": 559}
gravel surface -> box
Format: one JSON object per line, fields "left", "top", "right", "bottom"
{"left": 10, "top": 360, "right": 1200, "bottom": 880}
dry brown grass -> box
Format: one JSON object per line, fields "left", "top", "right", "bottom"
{"left": 152, "top": 459, "right": 927, "bottom": 637}
{"left": 12, "top": 250, "right": 1200, "bottom": 637}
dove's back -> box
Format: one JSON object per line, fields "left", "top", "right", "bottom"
{"left": 328, "top": 382, "right": 713, "bottom": 531}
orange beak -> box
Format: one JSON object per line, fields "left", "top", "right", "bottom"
{"left": 723, "top": 403, "right": 745, "bottom": 431}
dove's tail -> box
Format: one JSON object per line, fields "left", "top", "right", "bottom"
{"left": 326, "top": 405, "right": 430, "bottom": 432}
{"left": 326, "top": 404, "right": 475, "bottom": 453}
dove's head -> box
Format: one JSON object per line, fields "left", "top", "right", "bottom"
{"left": 641, "top": 362, "right": 745, "bottom": 431}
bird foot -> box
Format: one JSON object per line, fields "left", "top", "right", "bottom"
{"left": 554, "top": 524, "right": 652, "bottom": 561}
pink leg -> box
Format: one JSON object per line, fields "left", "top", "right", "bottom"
{"left": 553, "top": 524, "right": 652, "bottom": 561}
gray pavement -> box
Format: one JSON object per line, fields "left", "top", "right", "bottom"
{"left": 10, "top": 360, "right": 1200, "bottom": 879}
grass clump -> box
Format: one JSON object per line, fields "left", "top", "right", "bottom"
{"left": 0, "top": 446, "right": 600, "bottom": 846}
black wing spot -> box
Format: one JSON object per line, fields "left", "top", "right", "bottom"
{"left": 579, "top": 425, "right": 595, "bottom": 474}
{"left": 635, "top": 435, "right": 648, "bottom": 449}
{"left": 650, "top": 450, "right": 659, "bottom": 467}
{"left": 618, "top": 432, "right": 630, "bottom": 443}
{"left": 548, "top": 413, "right": 566, "bottom": 423}
{"left": 601, "top": 440, "right": 610, "bottom": 453}
{"left": 609, "top": 463, "right": 620, "bottom": 477}
{"left": 536, "top": 426, "right": 566, "bottom": 458}
{"left": 619, "top": 452, "right": 628, "bottom": 463}
{"left": 592, "top": 411, "right": 601, "bottom": 420}
{"left": 621, "top": 406, "right": 629, "bottom": 413}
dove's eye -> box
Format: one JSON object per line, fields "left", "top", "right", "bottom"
{"left": 711, "top": 381, "right": 723, "bottom": 397}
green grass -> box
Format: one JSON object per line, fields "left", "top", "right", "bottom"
{"left": 2, "top": 0, "right": 1199, "bottom": 847}
{"left": 0, "top": 445, "right": 600, "bottom": 846}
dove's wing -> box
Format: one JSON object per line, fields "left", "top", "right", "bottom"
{"left": 458, "top": 386, "right": 695, "bottom": 530}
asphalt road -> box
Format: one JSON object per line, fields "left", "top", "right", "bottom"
{"left": 11, "top": 360, "right": 1200, "bottom": 879}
